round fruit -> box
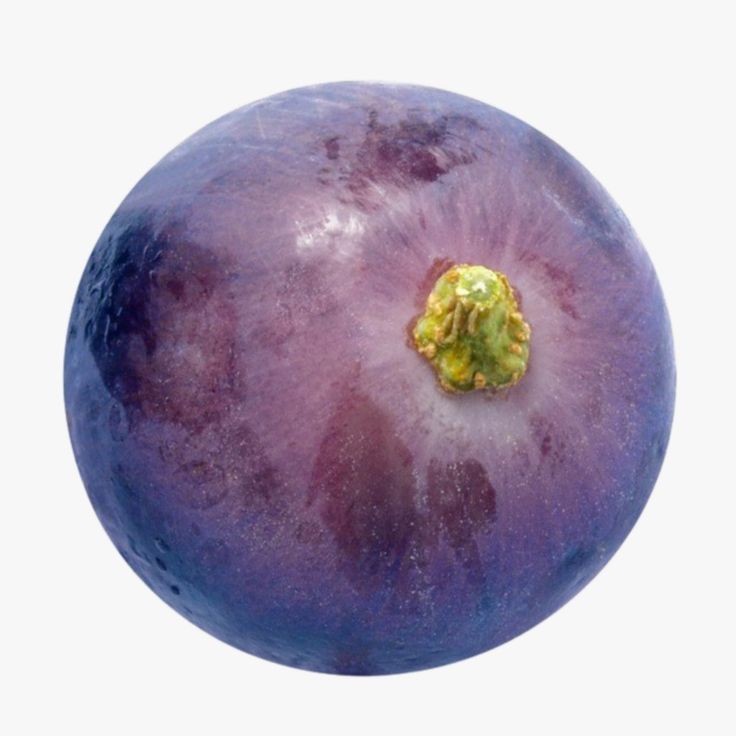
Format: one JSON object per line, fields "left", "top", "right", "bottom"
{"left": 64, "top": 82, "right": 675, "bottom": 674}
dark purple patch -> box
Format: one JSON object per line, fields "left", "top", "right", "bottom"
{"left": 158, "top": 420, "right": 282, "bottom": 514}
{"left": 542, "top": 261, "right": 579, "bottom": 319}
{"left": 321, "top": 111, "right": 478, "bottom": 210}
{"left": 426, "top": 459, "right": 497, "bottom": 585}
{"left": 86, "top": 218, "right": 160, "bottom": 398}
{"left": 307, "top": 390, "right": 418, "bottom": 589}
{"left": 529, "top": 413, "right": 566, "bottom": 469}
{"left": 165, "top": 277, "right": 185, "bottom": 300}
{"left": 82, "top": 211, "right": 243, "bottom": 431}
{"left": 307, "top": 388, "right": 498, "bottom": 591}
{"left": 517, "top": 252, "right": 580, "bottom": 320}
{"left": 324, "top": 136, "right": 340, "bottom": 160}
{"left": 352, "top": 112, "right": 475, "bottom": 188}
{"left": 227, "top": 423, "right": 282, "bottom": 508}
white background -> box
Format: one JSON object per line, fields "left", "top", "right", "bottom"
{"left": 3, "top": 1, "right": 734, "bottom": 734}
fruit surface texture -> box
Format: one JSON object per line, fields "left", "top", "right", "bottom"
{"left": 64, "top": 82, "right": 675, "bottom": 675}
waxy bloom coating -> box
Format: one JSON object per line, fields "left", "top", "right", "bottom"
{"left": 64, "top": 83, "right": 675, "bottom": 674}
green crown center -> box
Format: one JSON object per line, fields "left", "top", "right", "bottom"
{"left": 412, "top": 264, "right": 530, "bottom": 393}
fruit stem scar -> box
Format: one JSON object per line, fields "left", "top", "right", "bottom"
{"left": 412, "top": 264, "right": 531, "bottom": 393}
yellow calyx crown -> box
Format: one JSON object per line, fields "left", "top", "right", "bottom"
{"left": 413, "top": 264, "right": 530, "bottom": 393}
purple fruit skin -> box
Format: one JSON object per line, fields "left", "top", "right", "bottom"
{"left": 64, "top": 82, "right": 675, "bottom": 675}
